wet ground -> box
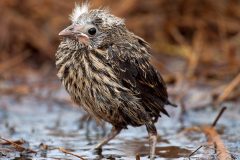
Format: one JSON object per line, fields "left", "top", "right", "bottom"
{"left": 0, "top": 85, "right": 239, "bottom": 160}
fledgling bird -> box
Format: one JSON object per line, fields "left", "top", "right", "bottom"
{"left": 56, "top": 3, "right": 176, "bottom": 160}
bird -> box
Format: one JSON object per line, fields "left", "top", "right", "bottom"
{"left": 56, "top": 3, "right": 176, "bottom": 160}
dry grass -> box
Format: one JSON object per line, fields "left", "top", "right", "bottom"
{"left": 0, "top": 0, "right": 239, "bottom": 104}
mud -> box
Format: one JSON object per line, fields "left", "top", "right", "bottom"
{"left": 0, "top": 88, "right": 240, "bottom": 160}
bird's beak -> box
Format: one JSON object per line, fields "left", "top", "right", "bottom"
{"left": 59, "top": 25, "right": 75, "bottom": 37}
{"left": 58, "top": 25, "right": 89, "bottom": 42}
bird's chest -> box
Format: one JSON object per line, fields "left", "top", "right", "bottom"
{"left": 60, "top": 53, "right": 115, "bottom": 105}
{"left": 61, "top": 62, "right": 94, "bottom": 105}
{"left": 62, "top": 62, "right": 113, "bottom": 121}
{"left": 57, "top": 49, "right": 125, "bottom": 122}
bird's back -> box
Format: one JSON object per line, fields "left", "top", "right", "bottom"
{"left": 106, "top": 34, "right": 172, "bottom": 121}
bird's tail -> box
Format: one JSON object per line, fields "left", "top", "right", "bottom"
{"left": 166, "top": 99, "right": 177, "bottom": 107}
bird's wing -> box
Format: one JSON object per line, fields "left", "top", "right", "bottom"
{"left": 107, "top": 36, "right": 174, "bottom": 117}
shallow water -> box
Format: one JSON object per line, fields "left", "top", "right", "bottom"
{"left": 0, "top": 92, "right": 239, "bottom": 160}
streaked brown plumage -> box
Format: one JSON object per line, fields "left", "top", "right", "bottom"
{"left": 56, "top": 3, "right": 176, "bottom": 160}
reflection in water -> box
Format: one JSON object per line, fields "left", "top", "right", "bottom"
{"left": 120, "top": 139, "right": 191, "bottom": 159}
{"left": 156, "top": 146, "right": 191, "bottom": 158}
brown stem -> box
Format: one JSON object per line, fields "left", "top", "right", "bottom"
{"left": 58, "top": 147, "right": 86, "bottom": 160}
{"left": 212, "top": 106, "right": 227, "bottom": 127}
{"left": 202, "top": 126, "right": 232, "bottom": 160}
{"left": 188, "top": 145, "right": 203, "bottom": 159}
{"left": 0, "top": 137, "right": 36, "bottom": 153}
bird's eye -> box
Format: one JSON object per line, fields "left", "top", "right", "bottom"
{"left": 88, "top": 27, "right": 97, "bottom": 35}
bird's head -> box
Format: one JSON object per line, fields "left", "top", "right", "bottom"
{"left": 59, "top": 3, "right": 126, "bottom": 50}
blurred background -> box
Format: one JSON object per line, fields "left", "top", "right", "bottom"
{"left": 0, "top": 0, "right": 240, "bottom": 159}
{"left": 0, "top": 0, "right": 239, "bottom": 103}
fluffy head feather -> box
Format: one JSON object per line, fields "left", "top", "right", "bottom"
{"left": 70, "top": 2, "right": 89, "bottom": 22}
{"left": 69, "top": 3, "right": 124, "bottom": 26}
{"left": 63, "top": 3, "right": 127, "bottom": 49}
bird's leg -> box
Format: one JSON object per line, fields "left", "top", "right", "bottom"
{"left": 146, "top": 123, "right": 157, "bottom": 160}
{"left": 94, "top": 126, "right": 122, "bottom": 149}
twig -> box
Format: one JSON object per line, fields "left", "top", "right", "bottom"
{"left": 212, "top": 106, "right": 227, "bottom": 127}
{"left": 0, "top": 139, "right": 24, "bottom": 145}
{"left": 202, "top": 126, "right": 232, "bottom": 160}
{"left": 170, "top": 26, "right": 189, "bottom": 46}
{"left": 188, "top": 145, "right": 202, "bottom": 159}
{"left": 216, "top": 72, "right": 240, "bottom": 104}
{"left": 0, "top": 137, "right": 36, "bottom": 153}
{"left": 135, "top": 153, "right": 141, "bottom": 160}
{"left": 58, "top": 147, "right": 86, "bottom": 160}
{"left": 201, "top": 107, "right": 231, "bottom": 160}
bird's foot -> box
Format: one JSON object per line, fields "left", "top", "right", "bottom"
{"left": 93, "top": 126, "right": 122, "bottom": 149}
{"left": 149, "top": 133, "right": 157, "bottom": 160}
{"left": 146, "top": 123, "right": 157, "bottom": 160}
{"left": 92, "top": 147, "right": 102, "bottom": 154}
